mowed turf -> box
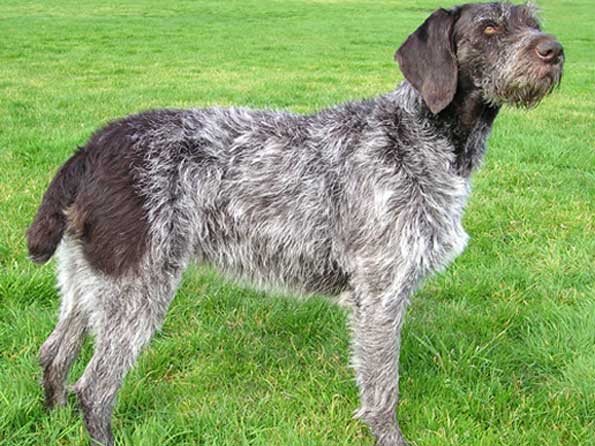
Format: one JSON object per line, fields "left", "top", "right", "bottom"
{"left": 0, "top": 1, "right": 593, "bottom": 445}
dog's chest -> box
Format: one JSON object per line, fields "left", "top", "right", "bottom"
{"left": 397, "top": 136, "right": 477, "bottom": 275}
{"left": 419, "top": 176, "right": 471, "bottom": 273}
{"left": 364, "top": 168, "right": 472, "bottom": 277}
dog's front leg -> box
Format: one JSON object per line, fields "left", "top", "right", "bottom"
{"left": 351, "top": 279, "right": 415, "bottom": 446}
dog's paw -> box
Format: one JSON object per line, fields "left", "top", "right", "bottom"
{"left": 375, "top": 430, "right": 410, "bottom": 446}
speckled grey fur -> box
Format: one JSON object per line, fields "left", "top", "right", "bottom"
{"left": 31, "top": 3, "right": 563, "bottom": 445}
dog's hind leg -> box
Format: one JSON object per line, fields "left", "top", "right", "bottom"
{"left": 40, "top": 311, "right": 87, "bottom": 409}
{"left": 40, "top": 237, "right": 89, "bottom": 409}
{"left": 72, "top": 265, "right": 183, "bottom": 446}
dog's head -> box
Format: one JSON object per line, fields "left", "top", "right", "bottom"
{"left": 395, "top": 2, "right": 564, "bottom": 113}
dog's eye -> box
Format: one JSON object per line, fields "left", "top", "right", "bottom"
{"left": 484, "top": 25, "right": 499, "bottom": 35}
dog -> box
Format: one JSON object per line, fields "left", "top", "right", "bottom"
{"left": 27, "top": 2, "right": 563, "bottom": 445}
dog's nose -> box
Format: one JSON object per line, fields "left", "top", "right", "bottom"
{"left": 535, "top": 38, "right": 563, "bottom": 64}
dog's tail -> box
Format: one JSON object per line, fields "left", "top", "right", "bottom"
{"left": 27, "top": 147, "right": 87, "bottom": 264}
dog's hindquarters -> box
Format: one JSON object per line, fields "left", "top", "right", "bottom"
{"left": 40, "top": 232, "right": 184, "bottom": 445}
{"left": 29, "top": 149, "right": 89, "bottom": 409}
{"left": 32, "top": 110, "right": 198, "bottom": 445}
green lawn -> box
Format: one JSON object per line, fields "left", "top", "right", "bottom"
{"left": 0, "top": 1, "right": 593, "bottom": 445}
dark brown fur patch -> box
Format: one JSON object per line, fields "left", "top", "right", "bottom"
{"left": 29, "top": 110, "right": 193, "bottom": 277}
{"left": 66, "top": 113, "right": 161, "bottom": 277}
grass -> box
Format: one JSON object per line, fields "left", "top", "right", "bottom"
{"left": 0, "top": 0, "right": 593, "bottom": 445}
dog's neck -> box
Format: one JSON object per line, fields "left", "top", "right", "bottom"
{"left": 439, "top": 81, "right": 501, "bottom": 176}
{"left": 396, "top": 80, "right": 500, "bottom": 177}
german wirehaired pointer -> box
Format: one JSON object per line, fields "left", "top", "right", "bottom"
{"left": 28, "top": 2, "right": 563, "bottom": 445}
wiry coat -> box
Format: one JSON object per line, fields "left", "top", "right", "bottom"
{"left": 27, "top": 3, "right": 563, "bottom": 446}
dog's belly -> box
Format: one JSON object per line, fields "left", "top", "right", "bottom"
{"left": 195, "top": 210, "right": 350, "bottom": 296}
{"left": 201, "top": 241, "right": 351, "bottom": 296}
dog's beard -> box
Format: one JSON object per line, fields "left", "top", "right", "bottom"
{"left": 483, "top": 59, "right": 563, "bottom": 108}
{"left": 498, "top": 78, "right": 559, "bottom": 108}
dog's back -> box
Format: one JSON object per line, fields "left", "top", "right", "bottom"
{"left": 28, "top": 106, "right": 355, "bottom": 294}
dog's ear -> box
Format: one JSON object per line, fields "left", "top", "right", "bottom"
{"left": 395, "top": 8, "right": 458, "bottom": 114}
